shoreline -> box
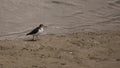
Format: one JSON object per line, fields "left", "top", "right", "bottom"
{"left": 0, "top": 30, "right": 120, "bottom": 40}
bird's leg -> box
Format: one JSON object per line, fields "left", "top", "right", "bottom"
{"left": 33, "top": 35, "right": 35, "bottom": 41}
{"left": 35, "top": 35, "right": 37, "bottom": 40}
{"left": 36, "top": 35, "right": 39, "bottom": 40}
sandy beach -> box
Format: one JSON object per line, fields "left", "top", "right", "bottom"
{"left": 0, "top": 31, "right": 120, "bottom": 68}
{"left": 0, "top": 0, "right": 120, "bottom": 68}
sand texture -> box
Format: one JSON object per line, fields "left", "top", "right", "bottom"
{"left": 0, "top": 32, "right": 120, "bottom": 68}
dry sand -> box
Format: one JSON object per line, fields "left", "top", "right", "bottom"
{"left": 0, "top": 31, "right": 120, "bottom": 68}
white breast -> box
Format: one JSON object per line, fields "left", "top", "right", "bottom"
{"left": 33, "top": 28, "right": 44, "bottom": 36}
{"left": 39, "top": 28, "right": 44, "bottom": 33}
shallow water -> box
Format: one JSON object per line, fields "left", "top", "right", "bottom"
{"left": 0, "top": 0, "right": 120, "bottom": 39}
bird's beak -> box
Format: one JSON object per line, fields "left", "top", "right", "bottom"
{"left": 43, "top": 25, "right": 47, "bottom": 28}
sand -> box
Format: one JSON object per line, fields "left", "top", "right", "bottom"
{"left": 0, "top": 0, "right": 120, "bottom": 68}
{"left": 0, "top": 31, "right": 120, "bottom": 68}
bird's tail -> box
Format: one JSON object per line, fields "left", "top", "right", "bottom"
{"left": 26, "top": 33, "right": 30, "bottom": 36}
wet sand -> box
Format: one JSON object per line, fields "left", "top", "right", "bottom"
{"left": 0, "top": 31, "right": 120, "bottom": 68}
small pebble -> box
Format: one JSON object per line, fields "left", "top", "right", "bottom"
{"left": 116, "top": 59, "right": 120, "bottom": 61}
{"left": 60, "top": 63, "right": 66, "bottom": 65}
{"left": 69, "top": 52, "right": 73, "bottom": 54}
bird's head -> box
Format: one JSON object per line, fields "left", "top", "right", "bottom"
{"left": 39, "top": 24, "right": 44, "bottom": 27}
{"left": 38, "top": 24, "right": 47, "bottom": 29}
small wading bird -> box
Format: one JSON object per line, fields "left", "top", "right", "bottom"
{"left": 26, "top": 24, "right": 44, "bottom": 40}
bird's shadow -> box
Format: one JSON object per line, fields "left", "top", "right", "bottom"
{"left": 24, "top": 39, "right": 37, "bottom": 42}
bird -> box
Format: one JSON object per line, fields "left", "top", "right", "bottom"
{"left": 26, "top": 24, "right": 44, "bottom": 40}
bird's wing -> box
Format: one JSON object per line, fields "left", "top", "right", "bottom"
{"left": 27, "top": 27, "right": 39, "bottom": 35}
